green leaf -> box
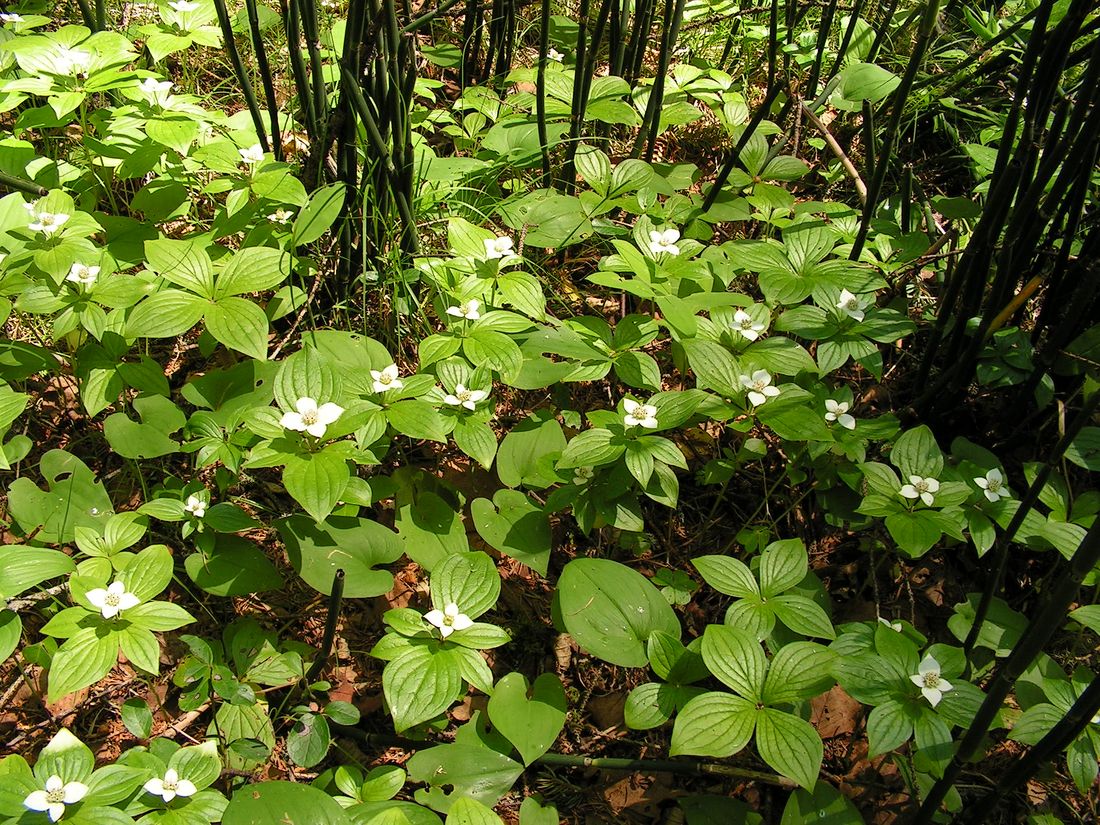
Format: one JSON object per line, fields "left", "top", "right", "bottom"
{"left": 48, "top": 627, "right": 119, "bottom": 702}
{"left": 144, "top": 237, "right": 215, "bottom": 298}
{"left": 406, "top": 742, "right": 523, "bottom": 813}
{"left": 223, "top": 781, "right": 352, "bottom": 825}
{"left": 771, "top": 594, "right": 836, "bottom": 640}
{"left": 453, "top": 417, "right": 497, "bottom": 470}
{"left": 118, "top": 625, "right": 160, "bottom": 674}
{"left": 884, "top": 511, "right": 943, "bottom": 557}
{"left": 278, "top": 515, "right": 402, "bottom": 597}
{"left": 293, "top": 184, "right": 347, "bottom": 246}
{"left": 0, "top": 610, "right": 22, "bottom": 663}
{"left": 470, "top": 490, "right": 551, "bottom": 575}
{"left": 518, "top": 798, "right": 559, "bottom": 825}
{"left": 670, "top": 692, "right": 756, "bottom": 757}
{"left": 892, "top": 425, "right": 943, "bottom": 477}
{"left": 487, "top": 672, "right": 567, "bottom": 765}
{"left": 207, "top": 297, "right": 270, "bottom": 360}
{"left": 216, "top": 247, "right": 292, "bottom": 298}
{"left": 125, "top": 289, "right": 207, "bottom": 338}
{"left": 780, "top": 781, "right": 866, "bottom": 825}
{"left": 556, "top": 558, "right": 681, "bottom": 668}
{"left": 431, "top": 552, "right": 500, "bottom": 620}
{"left": 464, "top": 329, "right": 522, "bottom": 380}
{"left": 755, "top": 708, "right": 822, "bottom": 789}
{"left": 387, "top": 400, "right": 450, "bottom": 443}
{"left": 395, "top": 489, "right": 469, "bottom": 571}
{"left": 383, "top": 646, "right": 463, "bottom": 731}
{"left": 0, "top": 545, "right": 76, "bottom": 599}
{"left": 184, "top": 535, "right": 284, "bottom": 597}
{"left": 120, "top": 544, "right": 175, "bottom": 602}
{"left": 7, "top": 450, "right": 113, "bottom": 544}
{"left": 557, "top": 427, "right": 626, "bottom": 469}
{"left": 287, "top": 712, "right": 331, "bottom": 768}
{"left": 759, "top": 539, "right": 807, "bottom": 597}
{"left": 103, "top": 394, "right": 185, "bottom": 459}
{"left": 120, "top": 697, "right": 153, "bottom": 738}
{"left": 273, "top": 347, "right": 341, "bottom": 414}
{"left": 762, "top": 642, "right": 835, "bottom": 704}
{"left": 495, "top": 410, "right": 567, "bottom": 488}
{"left": 693, "top": 555, "right": 759, "bottom": 598}
{"left": 837, "top": 62, "right": 899, "bottom": 103}
{"left": 446, "top": 797, "right": 504, "bottom": 825}
{"left": 867, "top": 700, "right": 914, "bottom": 757}
{"left": 283, "top": 450, "right": 351, "bottom": 523}
{"left": 701, "top": 625, "right": 766, "bottom": 700}
{"left": 682, "top": 338, "right": 740, "bottom": 394}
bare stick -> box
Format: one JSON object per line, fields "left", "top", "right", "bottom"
{"left": 800, "top": 101, "right": 867, "bottom": 204}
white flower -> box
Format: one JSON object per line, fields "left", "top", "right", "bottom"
{"left": 24, "top": 202, "right": 70, "bottom": 235}
{"left": 730, "top": 309, "right": 766, "bottom": 341}
{"left": 280, "top": 397, "right": 344, "bottom": 438}
{"left": 183, "top": 494, "right": 207, "bottom": 519}
{"left": 267, "top": 208, "right": 294, "bottom": 224}
{"left": 974, "top": 468, "right": 1010, "bottom": 502}
{"left": 483, "top": 236, "right": 514, "bottom": 260}
{"left": 835, "top": 289, "right": 868, "bottom": 322}
{"left": 138, "top": 77, "right": 174, "bottom": 107}
{"left": 86, "top": 581, "right": 140, "bottom": 619}
{"left": 56, "top": 47, "right": 92, "bottom": 77}
{"left": 424, "top": 602, "right": 474, "bottom": 638}
{"left": 370, "top": 364, "right": 403, "bottom": 393}
{"left": 443, "top": 384, "right": 488, "bottom": 411}
{"left": 573, "top": 466, "right": 595, "bottom": 485}
{"left": 740, "top": 370, "right": 780, "bottom": 407}
{"left": 648, "top": 228, "right": 681, "bottom": 256}
{"left": 24, "top": 775, "right": 89, "bottom": 822}
{"left": 877, "top": 616, "right": 902, "bottom": 632}
{"left": 900, "top": 475, "right": 940, "bottom": 507}
{"left": 445, "top": 299, "right": 481, "bottom": 321}
{"left": 238, "top": 143, "right": 265, "bottom": 165}
{"left": 143, "top": 768, "right": 197, "bottom": 803}
{"left": 547, "top": 48, "right": 563, "bottom": 62}
{"left": 909, "top": 654, "right": 953, "bottom": 707}
{"left": 824, "top": 399, "right": 855, "bottom": 430}
{"left": 623, "top": 398, "right": 658, "bottom": 429}
{"left": 65, "top": 263, "right": 99, "bottom": 285}
{"left": 169, "top": 0, "right": 201, "bottom": 11}
{"left": 0, "top": 12, "right": 24, "bottom": 22}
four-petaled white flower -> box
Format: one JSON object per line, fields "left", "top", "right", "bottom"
{"left": 183, "top": 494, "right": 207, "bottom": 519}
{"left": 86, "top": 581, "right": 140, "bottom": 619}
{"left": 483, "top": 236, "right": 514, "bottom": 260}
{"left": 24, "top": 775, "right": 88, "bottom": 822}
{"left": 238, "top": 143, "right": 265, "bottom": 165}
{"left": 169, "top": 0, "right": 201, "bottom": 11}
{"left": 25, "top": 203, "right": 70, "bottom": 235}
{"left": 143, "top": 768, "right": 197, "bottom": 803}
{"left": 835, "top": 289, "right": 868, "bottom": 322}
{"left": 877, "top": 616, "right": 902, "bottom": 632}
{"left": 443, "top": 384, "right": 487, "bottom": 410}
{"left": 267, "top": 208, "right": 294, "bottom": 224}
{"left": 573, "top": 466, "right": 595, "bottom": 485}
{"left": 57, "top": 47, "right": 92, "bottom": 77}
{"left": 445, "top": 299, "right": 481, "bottom": 320}
{"left": 424, "top": 602, "right": 473, "bottom": 638}
{"left": 0, "top": 12, "right": 24, "bottom": 23}
{"left": 648, "top": 228, "right": 681, "bottom": 256}
{"left": 740, "top": 370, "right": 780, "bottom": 407}
{"left": 974, "top": 468, "right": 1010, "bottom": 502}
{"left": 138, "top": 77, "right": 175, "bottom": 108}
{"left": 900, "top": 475, "right": 940, "bottom": 507}
{"left": 623, "top": 398, "right": 659, "bottom": 429}
{"left": 547, "top": 48, "right": 564, "bottom": 62}
{"left": 824, "top": 399, "right": 855, "bottom": 430}
{"left": 370, "top": 364, "right": 403, "bottom": 393}
{"left": 280, "top": 397, "right": 344, "bottom": 438}
{"left": 730, "top": 309, "right": 766, "bottom": 341}
{"left": 65, "top": 263, "right": 99, "bottom": 286}
{"left": 910, "top": 654, "right": 953, "bottom": 707}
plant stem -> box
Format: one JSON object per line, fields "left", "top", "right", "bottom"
{"left": 305, "top": 569, "right": 345, "bottom": 683}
